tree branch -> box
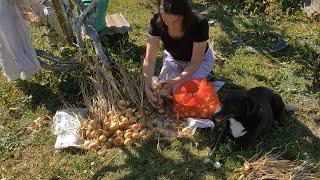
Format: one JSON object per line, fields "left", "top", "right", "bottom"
{"left": 36, "top": 49, "right": 83, "bottom": 71}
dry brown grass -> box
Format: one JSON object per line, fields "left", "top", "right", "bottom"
{"left": 231, "top": 149, "right": 320, "bottom": 179}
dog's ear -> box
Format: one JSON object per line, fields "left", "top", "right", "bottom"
{"left": 245, "top": 97, "right": 258, "bottom": 117}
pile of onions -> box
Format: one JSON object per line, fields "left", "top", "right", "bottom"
{"left": 82, "top": 100, "right": 155, "bottom": 150}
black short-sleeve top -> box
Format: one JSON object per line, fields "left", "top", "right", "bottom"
{"left": 148, "top": 12, "right": 209, "bottom": 61}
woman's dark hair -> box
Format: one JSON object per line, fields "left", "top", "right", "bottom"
{"left": 157, "top": 0, "right": 194, "bottom": 34}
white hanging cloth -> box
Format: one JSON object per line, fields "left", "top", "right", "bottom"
{"left": 0, "top": 0, "right": 41, "bottom": 81}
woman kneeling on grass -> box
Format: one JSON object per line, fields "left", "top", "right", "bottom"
{"left": 142, "top": 0, "right": 215, "bottom": 108}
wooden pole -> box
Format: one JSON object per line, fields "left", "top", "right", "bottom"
{"left": 52, "top": 0, "right": 73, "bottom": 44}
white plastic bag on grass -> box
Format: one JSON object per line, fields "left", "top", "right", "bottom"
{"left": 52, "top": 108, "right": 88, "bottom": 149}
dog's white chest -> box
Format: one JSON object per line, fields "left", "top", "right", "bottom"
{"left": 229, "top": 118, "right": 247, "bottom": 138}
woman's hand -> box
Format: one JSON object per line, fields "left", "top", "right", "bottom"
{"left": 145, "top": 86, "right": 161, "bottom": 108}
{"left": 161, "top": 78, "right": 179, "bottom": 96}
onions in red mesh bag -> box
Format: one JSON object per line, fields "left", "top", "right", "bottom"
{"left": 173, "top": 78, "right": 220, "bottom": 119}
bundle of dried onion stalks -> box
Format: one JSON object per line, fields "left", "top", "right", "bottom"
{"left": 231, "top": 150, "right": 319, "bottom": 180}
{"left": 80, "top": 59, "right": 146, "bottom": 119}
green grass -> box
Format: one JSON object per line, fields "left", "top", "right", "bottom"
{"left": 1, "top": 0, "right": 320, "bottom": 179}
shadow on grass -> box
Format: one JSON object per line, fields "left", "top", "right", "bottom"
{"left": 15, "top": 71, "right": 84, "bottom": 114}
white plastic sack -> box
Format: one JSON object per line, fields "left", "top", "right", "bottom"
{"left": 186, "top": 118, "right": 215, "bottom": 134}
{"left": 52, "top": 108, "right": 88, "bottom": 149}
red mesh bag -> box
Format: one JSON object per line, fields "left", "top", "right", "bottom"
{"left": 173, "top": 78, "right": 220, "bottom": 119}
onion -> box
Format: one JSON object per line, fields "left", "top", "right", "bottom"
{"left": 83, "top": 120, "right": 90, "bottom": 126}
{"left": 125, "top": 108, "right": 134, "bottom": 118}
{"left": 107, "top": 111, "right": 113, "bottom": 116}
{"left": 111, "top": 116, "right": 119, "bottom": 122}
{"left": 140, "top": 129, "right": 148, "bottom": 136}
{"left": 90, "top": 131, "right": 97, "bottom": 138}
{"left": 132, "top": 132, "right": 141, "bottom": 141}
{"left": 164, "top": 122, "right": 170, "bottom": 128}
{"left": 107, "top": 138, "right": 113, "bottom": 145}
{"left": 95, "top": 123, "right": 102, "bottom": 130}
{"left": 181, "top": 127, "right": 191, "bottom": 134}
{"left": 119, "top": 121, "right": 127, "bottom": 129}
{"left": 128, "top": 117, "right": 137, "bottom": 124}
{"left": 103, "top": 122, "right": 111, "bottom": 130}
{"left": 109, "top": 122, "right": 120, "bottom": 131}
{"left": 119, "top": 100, "right": 127, "bottom": 107}
{"left": 87, "top": 125, "right": 95, "bottom": 131}
{"left": 87, "top": 141, "right": 98, "bottom": 150}
{"left": 131, "top": 124, "right": 140, "bottom": 132}
{"left": 140, "top": 135, "right": 147, "bottom": 142}
{"left": 134, "top": 111, "right": 142, "bottom": 118}
{"left": 124, "top": 138, "right": 133, "bottom": 147}
{"left": 158, "top": 108, "right": 165, "bottom": 114}
{"left": 89, "top": 120, "right": 96, "bottom": 126}
{"left": 171, "top": 123, "right": 178, "bottom": 130}
{"left": 104, "top": 131, "right": 111, "bottom": 137}
{"left": 103, "top": 115, "right": 109, "bottom": 122}
{"left": 96, "top": 129, "right": 103, "bottom": 135}
{"left": 115, "top": 130, "right": 124, "bottom": 137}
{"left": 98, "top": 135, "right": 107, "bottom": 142}
{"left": 105, "top": 141, "right": 112, "bottom": 148}
{"left": 151, "top": 120, "right": 158, "bottom": 126}
{"left": 83, "top": 140, "right": 91, "bottom": 147}
{"left": 121, "top": 117, "right": 129, "bottom": 124}
{"left": 113, "top": 137, "right": 124, "bottom": 146}
{"left": 124, "top": 131, "right": 133, "bottom": 139}
{"left": 86, "top": 130, "right": 92, "bottom": 137}
{"left": 139, "top": 119, "right": 147, "bottom": 127}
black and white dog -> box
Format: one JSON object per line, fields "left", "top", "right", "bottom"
{"left": 213, "top": 87, "right": 286, "bottom": 149}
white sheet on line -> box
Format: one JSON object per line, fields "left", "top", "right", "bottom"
{"left": 0, "top": 0, "right": 40, "bottom": 81}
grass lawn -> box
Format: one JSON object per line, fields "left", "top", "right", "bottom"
{"left": 1, "top": 0, "right": 319, "bottom": 179}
